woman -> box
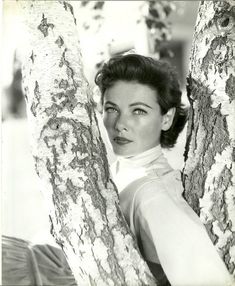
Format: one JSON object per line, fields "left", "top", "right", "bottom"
{"left": 95, "top": 54, "right": 232, "bottom": 285}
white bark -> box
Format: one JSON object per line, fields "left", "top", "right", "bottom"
{"left": 183, "top": 0, "right": 235, "bottom": 277}
{"left": 20, "top": 1, "right": 156, "bottom": 285}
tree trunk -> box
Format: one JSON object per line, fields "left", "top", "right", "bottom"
{"left": 20, "top": 1, "right": 156, "bottom": 285}
{"left": 183, "top": 0, "right": 235, "bottom": 277}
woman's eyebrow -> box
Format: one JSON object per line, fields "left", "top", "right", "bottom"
{"left": 129, "top": 102, "right": 153, "bottom": 109}
{"left": 104, "top": 101, "right": 117, "bottom": 106}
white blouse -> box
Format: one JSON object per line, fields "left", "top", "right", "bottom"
{"left": 111, "top": 146, "right": 233, "bottom": 286}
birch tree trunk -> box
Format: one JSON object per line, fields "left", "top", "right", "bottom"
{"left": 183, "top": 0, "right": 235, "bottom": 277}
{"left": 20, "top": 1, "right": 156, "bottom": 285}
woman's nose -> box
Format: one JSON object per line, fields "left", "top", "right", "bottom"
{"left": 114, "top": 113, "right": 129, "bottom": 132}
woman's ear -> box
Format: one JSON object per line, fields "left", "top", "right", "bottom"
{"left": 161, "top": 107, "right": 176, "bottom": 131}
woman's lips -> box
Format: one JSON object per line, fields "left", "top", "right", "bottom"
{"left": 113, "top": 136, "right": 132, "bottom": 145}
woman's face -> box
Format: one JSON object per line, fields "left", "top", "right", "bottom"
{"left": 103, "top": 80, "right": 164, "bottom": 157}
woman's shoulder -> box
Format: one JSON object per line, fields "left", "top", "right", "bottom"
{"left": 120, "top": 169, "right": 205, "bottom": 231}
{"left": 119, "top": 169, "right": 183, "bottom": 224}
{"left": 120, "top": 169, "right": 181, "bottom": 204}
{"left": 134, "top": 169, "right": 183, "bottom": 207}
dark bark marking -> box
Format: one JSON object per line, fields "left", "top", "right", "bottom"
{"left": 37, "top": 13, "right": 54, "bottom": 37}
{"left": 23, "top": 85, "right": 29, "bottom": 103}
{"left": 206, "top": 222, "right": 219, "bottom": 244}
{"left": 49, "top": 215, "right": 65, "bottom": 249}
{"left": 50, "top": 145, "right": 62, "bottom": 181}
{"left": 222, "top": 233, "right": 235, "bottom": 273}
{"left": 40, "top": 117, "right": 109, "bottom": 215}
{"left": 210, "top": 165, "right": 233, "bottom": 231}
{"left": 40, "top": 117, "right": 105, "bottom": 235}
{"left": 75, "top": 228, "right": 85, "bottom": 245}
{"left": 202, "top": 2, "right": 235, "bottom": 34}
{"left": 48, "top": 91, "right": 79, "bottom": 115}
{"left": 60, "top": 50, "right": 75, "bottom": 80}
{"left": 30, "top": 51, "right": 36, "bottom": 63}
{"left": 96, "top": 137, "right": 111, "bottom": 188}
{"left": 89, "top": 275, "right": 96, "bottom": 286}
{"left": 232, "top": 147, "right": 235, "bottom": 163}
{"left": 60, "top": 132, "right": 68, "bottom": 154}
{"left": 100, "top": 227, "right": 127, "bottom": 283}
{"left": 59, "top": 79, "right": 69, "bottom": 90}
{"left": 45, "top": 103, "right": 63, "bottom": 117}
{"left": 33, "top": 155, "right": 41, "bottom": 177}
{"left": 183, "top": 78, "right": 230, "bottom": 215}
{"left": 31, "top": 81, "right": 41, "bottom": 116}
{"left": 81, "top": 198, "right": 97, "bottom": 243}
{"left": 225, "top": 74, "right": 235, "bottom": 103}
{"left": 58, "top": 223, "right": 77, "bottom": 254}
{"left": 63, "top": 90, "right": 78, "bottom": 112}
{"left": 52, "top": 186, "right": 70, "bottom": 219}
{"left": 52, "top": 91, "right": 64, "bottom": 100}
{"left": 214, "top": 5, "right": 235, "bottom": 33}
{"left": 69, "top": 156, "right": 87, "bottom": 170}
{"left": 90, "top": 201, "right": 130, "bottom": 284}
{"left": 84, "top": 103, "right": 111, "bottom": 187}
{"left": 55, "top": 36, "right": 64, "bottom": 48}
{"left": 84, "top": 102, "right": 95, "bottom": 127}
{"left": 57, "top": 49, "right": 81, "bottom": 113}
{"left": 202, "top": 36, "right": 229, "bottom": 80}
{"left": 84, "top": 178, "right": 107, "bottom": 220}
{"left": 183, "top": 74, "right": 195, "bottom": 163}
{"left": 184, "top": 168, "right": 203, "bottom": 215}
{"left": 50, "top": 185, "right": 84, "bottom": 256}
{"left": 62, "top": 1, "right": 77, "bottom": 25}
{"left": 66, "top": 178, "right": 83, "bottom": 203}
{"left": 90, "top": 244, "right": 126, "bottom": 285}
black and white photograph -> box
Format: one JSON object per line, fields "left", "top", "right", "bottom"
{"left": 1, "top": 1, "right": 235, "bottom": 285}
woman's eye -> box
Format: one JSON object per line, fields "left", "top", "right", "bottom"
{"left": 133, "top": 108, "right": 147, "bottom": 115}
{"left": 104, "top": 107, "right": 118, "bottom": 113}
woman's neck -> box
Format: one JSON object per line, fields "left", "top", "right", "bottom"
{"left": 117, "top": 145, "right": 162, "bottom": 167}
{"left": 112, "top": 145, "right": 172, "bottom": 192}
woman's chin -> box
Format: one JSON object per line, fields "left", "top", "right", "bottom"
{"left": 112, "top": 146, "right": 135, "bottom": 157}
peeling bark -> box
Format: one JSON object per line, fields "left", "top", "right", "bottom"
{"left": 183, "top": 0, "right": 235, "bottom": 277}
{"left": 20, "top": 1, "right": 156, "bottom": 285}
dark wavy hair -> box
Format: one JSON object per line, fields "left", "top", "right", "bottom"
{"left": 95, "top": 53, "right": 188, "bottom": 148}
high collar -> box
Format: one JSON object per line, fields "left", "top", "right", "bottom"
{"left": 116, "top": 145, "right": 163, "bottom": 170}
{"left": 111, "top": 145, "right": 173, "bottom": 192}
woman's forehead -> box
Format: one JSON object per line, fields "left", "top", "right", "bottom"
{"left": 103, "top": 80, "right": 158, "bottom": 104}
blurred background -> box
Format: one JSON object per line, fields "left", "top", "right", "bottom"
{"left": 1, "top": 1, "right": 199, "bottom": 245}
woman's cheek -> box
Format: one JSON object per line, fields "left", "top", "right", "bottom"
{"left": 103, "top": 114, "right": 109, "bottom": 129}
{"left": 103, "top": 114, "right": 114, "bottom": 129}
{"left": 136, "top": 116, "right": 150, "bottom": 128}
{"left": 139, "top": 117, "right": 156, "bottom": 135}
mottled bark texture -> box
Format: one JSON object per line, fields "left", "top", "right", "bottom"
{"left": 20, "top": 1, "right": 156, "bottom": 285}
{"left": 183, "top": 0, "right": 235, "bottom": 277}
